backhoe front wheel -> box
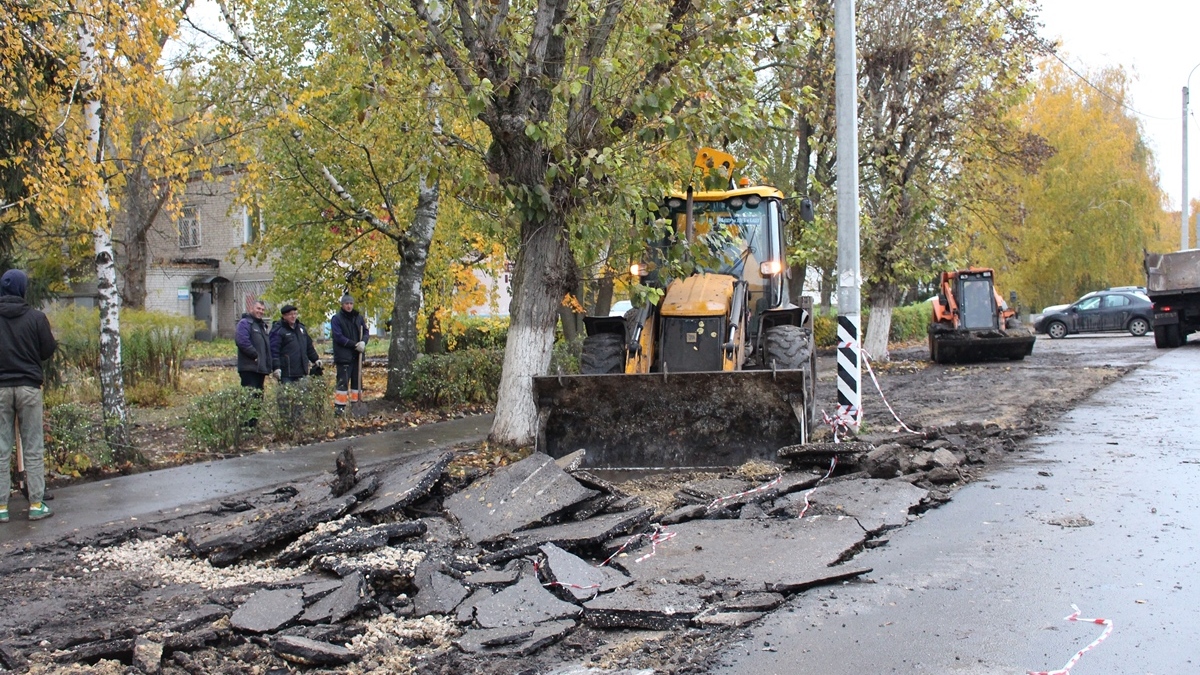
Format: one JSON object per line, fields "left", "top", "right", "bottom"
{"left": 580, "top": 332, "right": 625, "bottom": 374}
{"left": 764, "top": 324, "right": 813, "bottom": 370}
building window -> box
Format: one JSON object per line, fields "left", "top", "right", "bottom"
{"left": 243, "top": 205, "right": 262, "bottom": 244}
{"left": 178, "top": 205, "right": 201, "bottom": 249}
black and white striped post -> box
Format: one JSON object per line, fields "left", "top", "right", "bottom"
{"left": 834, "top": 0, "right": 861, "bottom": 431}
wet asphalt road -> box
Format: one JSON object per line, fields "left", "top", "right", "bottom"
{"left": 0, "top": 414, "right": 492, "bottom": 551}
{"left": 711, "top": 338, "right": 1200, "bottom": 674}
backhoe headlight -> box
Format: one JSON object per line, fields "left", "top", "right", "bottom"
{"left": 759, "top": 260, "right": 783, "bottom": 276}
{"left": 728, "top": 197, "right": 745, "bottom": 210}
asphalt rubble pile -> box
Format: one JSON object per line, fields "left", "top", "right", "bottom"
{"left": 17, "top": 422, "right": 1028, "bottom": 674}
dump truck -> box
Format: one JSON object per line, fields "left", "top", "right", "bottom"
{"left": 927, "top": 268, "right": 1036, "bottom": 364}
{"left": 1145, "top": 249, "right": 1200, "bottom": 348}
{"left": 534, "top": 149, "right": 816, "bottom": 470}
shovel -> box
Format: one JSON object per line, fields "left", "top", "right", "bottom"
{"left": 13, "top": 415, "right": 28, "bottom": 501}
{"left": 351, "top": 325, "right": 368, "bottom": 418}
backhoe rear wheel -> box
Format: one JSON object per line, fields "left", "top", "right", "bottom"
{"left": 580, "top": 332, "right": 625, "bottom": 374}
{"left": 764, "top": 324, "right": 812, "bottom": 370}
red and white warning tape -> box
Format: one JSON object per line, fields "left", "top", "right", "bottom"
{"left": 706, "top": 474, "right": 783, "bottom": 511}
{"left": 860, "top": 349, "right": 919, "bottom": 434}
{"left": 794, "top": 456, "right": 837, "bottom": 519}
{"left": 532, "top": 558, "right": 601, "bottom": 594}
{"left": 1028, "top": 605, "right": 1113, "bottom": 675}
{"left": 597, "top": 523, "right": 677, "bottom": 567}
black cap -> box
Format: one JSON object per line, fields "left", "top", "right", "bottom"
{"left": 280, "top": 304, "right": 298, "bottom": 315}
{"left": 340, "top": 293, "right": 354, "bottom": 304}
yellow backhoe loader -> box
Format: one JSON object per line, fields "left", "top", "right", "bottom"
{"left": 534, "top": 149, "right": 817, "bottom": 470}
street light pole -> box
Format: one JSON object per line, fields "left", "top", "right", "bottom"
{"left": 1184, "top": 63, "right": 1200, "bottom": 251}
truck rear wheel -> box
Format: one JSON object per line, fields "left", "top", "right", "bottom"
{"left": 1153, "top": 324, "right": 1183, "bottom": 349}
{"left": 580, "top": 332, "right": 625, "bottom": 374}
{"left": 764, "top": 324, "right": 812, "bottom": 370}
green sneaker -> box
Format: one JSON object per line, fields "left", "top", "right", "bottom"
{"left": 28, "top": 502, "right": 52, "bottom": 521}
{"left": 0, "top": 508, "right": 8, "bottom": 523}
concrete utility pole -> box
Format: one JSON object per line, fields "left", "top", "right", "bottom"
{"left": 1184, "top": 84, "right": 1191, "bottom": 251}
{"left": 835, "top": 0, "right": 861, "bottom": 430}
{"left": 1180, "top": 62, "right": 1200, "bottom": 249}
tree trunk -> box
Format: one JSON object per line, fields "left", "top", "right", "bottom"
{"left": 593, "top": 271, "right": 614, "bottom": 317}
{"left": 819, "top": 265, "right": 835, "bottom": 314}
{"left": 862, "top": 282, "right": 896, "bottom": 364}
{"left": 385, "top": 177, "right": 438, "bottom": 400}
{"left": 118, "top": 123, "right": 165, "bottom": 309}
{"left": 489, "top": 213, "right": 576, "bottom": 447}
{"left": 423, "top": 313, "right": 446, "bottom": 354}
{"left": 79, "top": 20, "right": 136, "bottom": 462}
{"left": 788, "top": 262, "right": 809, "bottom": 305}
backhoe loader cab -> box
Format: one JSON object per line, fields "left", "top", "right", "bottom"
{"left": 534, "top": 149, "right": 817, "bottom": 470}
{"left": 928, "top": 268, "right": 1036, "bottom": 364}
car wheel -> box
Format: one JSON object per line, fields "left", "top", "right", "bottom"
{"left": 1047, "top": 321, "right": 1068, "bottom": 339}
{"left": 1127, "top": 317, "right": 1150, "bottom": 337}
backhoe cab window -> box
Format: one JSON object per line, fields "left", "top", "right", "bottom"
{"left": 667, "top": 200, "right": 769, "bottom": 278}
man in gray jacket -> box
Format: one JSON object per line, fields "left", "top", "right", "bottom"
{"left": 0, "top": 269, "right": 56, "bottom": 522}
{"left": 235, "top": 300, "right": 272, "bottom": 390}
{"left": 234, "top": 300, "right": 271, "bottom": 427}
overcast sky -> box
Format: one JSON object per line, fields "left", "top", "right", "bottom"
{"left": 178, "top": 0, "right": 1200, "bottom": 210}
{"left": 1037, "top": 0, "right": 1200, "bottom": 212}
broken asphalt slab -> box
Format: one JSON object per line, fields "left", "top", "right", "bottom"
{"left": 271, "top": 635, "right": 358, "bottom": 666}
{"left": 583, "top": 582, "right": 708, "bottom": 629}
{"left": 230, "top": 588, "right": 305, "bottom": 634}
{"left": 622, "top": 519, "right": 871, "bottom": 592}
{"left": 540, "top": 543, "right": 632, "bottom": 600}
{"left": 446, "top": 452, "right": 600, "bottom": 544}
{"left": 481, "top": 507, "right": 654, "bottom": 564}
{"left": 351, "top": 451, "right": 455, "bottom": 518}
{"left": 773, "top": 478, "right": 928, "bottom": 533}
{"left": 471, "top": 572, "right": 583, "bottom": 629}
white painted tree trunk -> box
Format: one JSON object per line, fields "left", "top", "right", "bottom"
{"left": 489, "top": 218, "right": 574, "bottom": 447}
{"left": 862, "top": 284, "right": 896, "bottom": 364}
{"left": 78, "top": 20, "right": 134, "bottom": 458}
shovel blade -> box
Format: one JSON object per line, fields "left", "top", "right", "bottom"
{"left": 534, "top": 369, "right": 812, "bottom": 470}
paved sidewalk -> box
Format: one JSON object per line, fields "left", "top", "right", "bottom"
{"left": 0, "top": 414, "right": 492, "bottom": 551}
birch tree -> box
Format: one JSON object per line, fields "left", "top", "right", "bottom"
{"left": 4, "top": 0, "right": 184, "bottom": 460}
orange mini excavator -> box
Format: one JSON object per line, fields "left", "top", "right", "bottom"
{"left": 928, "top": 268, "right": 1036, "bottom": 364}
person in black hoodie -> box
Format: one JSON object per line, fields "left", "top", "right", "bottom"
{"left": 268, "top": 304, "right": 319, "bottom": 383}
{"left": 329, "top": 293, "right": 367, "bottom": 416}
{"left": 0, "top": 269, "right": 56, "bottom": 522}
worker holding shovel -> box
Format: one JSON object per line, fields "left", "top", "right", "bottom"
{"left": 330, "top": 293, "right": 368, "bottom": 416}
{"left": 0, "top": 269, "right": 56, "bottom": 522}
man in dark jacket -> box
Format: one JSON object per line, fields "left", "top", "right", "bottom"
{"left": 0, "top": 269, "right": 56, "bottom": 522}
{"left": 235, "top": 300, "right": 272, "bottom": 390}
{"left": 269, "top": 304, "right": 319, "bottom": 383}
{"left": 329, "top": 293, "right": 367, "bottom": 415}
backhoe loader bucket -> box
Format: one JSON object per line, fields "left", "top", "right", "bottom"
{"left": 534, "top": 369, "right": 813, "bottom": 470}
{"left": 928, "top": 326, "right": 1036, "bottom": 364}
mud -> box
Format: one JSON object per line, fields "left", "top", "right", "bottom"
{"left": 0, "top": 334, "right": 1158, "bottom": 674}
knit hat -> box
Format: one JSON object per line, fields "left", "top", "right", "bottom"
{"left": 280, "top": 304, "right": 298, "bottom": 315}
{"left": 340, "top": 294, "right": 354, "bottom": 304}
{"left": 0, "top": 269, "right": 28, "bottom": 298}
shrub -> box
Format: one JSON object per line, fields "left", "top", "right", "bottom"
{"left": 888, "top": 303, "right": 930, "bottom": 343}
{"left": 812, "top": 311, "right": 837, "bottom": 348}
{"left": 550, "top": 336, "right": 583, "bottom": 375}
{"left": 444, "top": 316, "right": 509, "bottom": 352}
{"left": 267, "top": 377, "right": 337, "bottom": 443}
{"left": 185, "top": 387, "right": 263, "bottom": 452}
{"left": 46, "top": 306, "right": 199, "bottom": 391}
{"left": 44, "top": 403, "right": 109, "bottom": 477}
{"left": 403, "top": 348, "right": 504, "bottom": 407}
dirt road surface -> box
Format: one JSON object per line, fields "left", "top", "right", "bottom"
{"left": 0, "top": 333, "right": 1165, "bottom": 674}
